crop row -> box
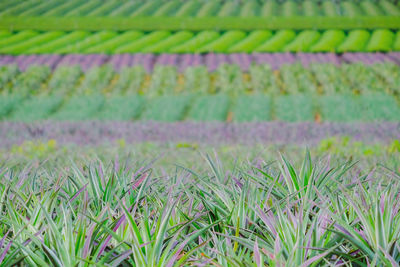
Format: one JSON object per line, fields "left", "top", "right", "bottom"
{"left": 0, "top": 92, "right": 399, "bottom": 122}
{"left": 1, "top": 29, "right": 400, "bottom": 54}
{"left": 4, "top": 53, "right": 399, "bottom": 72}
{"left": 1, "top": 62, "right": 400, "bottom": 96}
{"left": 2, "top": 150, "right": 400, "bottom": 266}
{"left": 1, "top": 0, "right": 399, "bottom": 18}
{"left": 2, "top": 121, "right": 400, "bottom": 148}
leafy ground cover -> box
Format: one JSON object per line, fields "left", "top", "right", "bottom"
{"left": 0, "top": 29, "right": 400, "bottom": 54}
{"left": 0, "top": 148, "right": 400, "bottom": 266}
{"left": 0, "top": 62, "right": 399, "bottom": 122}
{"left": 1, "top": 0, "right": 399, "bottom": 31}
{"left": 2, "top": 0, "right": 399, "bottom": 18}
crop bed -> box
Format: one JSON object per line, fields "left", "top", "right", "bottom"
{"left": 1, "top": 62, "right": 400, "bottom": 122}
{"left": 0, "top": 30, "right": 399, "bottom": 54}
{"left": 1, "top": 121, "right": 400, "bottom": 148}
{"left": 2, "top": 0, "right": 399, "bottom": 18}
{"left": 1, "top": 0, "right": 400, "bottom": 31}
{"left": 1, "top": 52, "right": 400, "bottom": 71}
{"left": 1, "top": 61, "right": 400, "bottom": 93}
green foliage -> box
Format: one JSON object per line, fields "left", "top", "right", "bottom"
{"left": 199, "top": 30, "right": 246, "bottom": 52}
{"left": 217, "top": 2, "right": 239, "bottom": 17}
{"left": 142, "top": 31, "right": 194, "bottom": 53}
{"left": 175, "top": 0, "right": 202, "bottom": 17}
{"left": 11, "top": 65, "right": 51, "bottom": 96}
{"left": 170, "top": 31, "right": 220, "bottom": 53}
{"left": 183, "top": 66, "right": 210, "bottom": 94}
{"left": 214, "top": 64, "right": 245, "bottom": 95}
{"left": 0, "top": 64, "right": 19, "bottom": 89}
{"left": 341, "top": 1, "right": 363, "bottom": 17}
{"left": 284, "top": 30, "right": 321, "bottom": 52}
{"left": 188, "top": 94, "right": 230, "bottom": 121}
{"left": 255, "top": 30, "right": 296, "bottom": 52}
{"left": 9, "top": 96, "right": 63, "bottom": 121}
{"left": 233, "top": 94, "right": 271, "bottom": 122}
{"left": 249, "top": 64, "right": 280, "bottom": 94}
{"left": 228, "top": 30, "right": 272, "bottom": 52}
{"left": 153, "top": 0, "right": 181, "bottom": 17}
{"left": 310, "top": 30, "right": 346, "bottom": 52}
{"left": 280, "top": 63, "right": 318, "bottom": 94}
{"left": 77, "top": 64, "right": 114, "bottom": 95}
{"left": 337, "top": 30, "right": 370, "bottom": 52}
{"left": 97, "top": 95, "right": 145, "bottom": 121}
{"left": 318, "top": 94, "right": 400, "bottom": 122}
{"left": 282, "top": 1, "right": 299, "bottom": 16}
{"left": 195, "top": 1, "right": 220, "bottom": 17}
{"left": 0, "top": 94, "right": 23, "bottom": 118}
{"left": 366, "top": 29, "right": 395, "bottom": 51}
{"left": 51, "top": 94, "right": 105, "bottom": 120}
{"left": 47, "top": 65, "right": 82, "bottom": 95}
{"left": 240, "top": 0, "right": 259, "bottom": 17}
{"left": 56, "top": 31, "right": 117, "bottom": 53}
{"left": 115, "top": 31, "right": 171, "bottom": 53}
{"left": 148, "top": 65, "right": 178, "bottom": 96}
{"left": 0, "top": 30, "right": 39, "bottom": 49}
{"left": 28, "top": 31, "right": 90, "bottom": 54}
{"left": 274, "top": 95, "right": 314, "bottom": 122}
{"left": 303, "top": 0, "right": 320, "bottom": 16}
{"left": 141, "top": 95, "right": 191, "bottom": 121}
{"left": 112, "top": 65, "right": 146, "bottom": 94}
{"left": 261, "top": 0, "right": 279, "bottom": 16}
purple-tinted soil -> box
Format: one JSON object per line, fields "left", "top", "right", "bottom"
{"left": 0, "top": 121, "right": 399, "bottom": 148}
{"left": 1, "top": 52, "right": 398, "bottom": 72}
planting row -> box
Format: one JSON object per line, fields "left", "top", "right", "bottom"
{"left": 3, "top": 53, "right": 399, "bottom": 72}
{"left": 1, "top": 121, "right": 400, "bottom": 148}
{"left": 0, "top": 92, "right": 399, "bottom": 122}
{"left": 1, "top": 151, "right": 400, "bottom": 266}
{"left": 1, "top": 29, "right": 400, "bottom": 55}
{"left": 1, "top": 0, "right": 399, "bottom": 31}
{"left": 1, "top": 62, "right": 400, "bottom": 96}
{"left": 2, "top": 0, "right": 399, "bottom": 18}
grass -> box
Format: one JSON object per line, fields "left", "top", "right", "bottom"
{"left": 0, "top": 149, "right": 400, "bottom": 266}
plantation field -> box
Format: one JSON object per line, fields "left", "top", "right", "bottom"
{"left": 2, "top": 0, "right": 399, "bottom": 18}
{"left": 1, "top": 147, "right": 400, "bottom": 266}
{"left": 0, "top": 29, "right": 400, "bottom": 54}
{"left": 1, "top": 0, "right": 400, "bottom": 31}
{"left": 0, "top": 62, "right": 400, "bottom": 122}
{"left": 1, "top": 0, "right": 400, "bottom": 265}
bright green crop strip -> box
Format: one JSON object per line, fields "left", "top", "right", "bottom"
{"left": 56, "top": 31, "right": 117, "bottom": 54}
{"left": 115, "top": 31, "right": 171, "bottom": 53}
{"left": 366, "top": 29, "right": 395, "bottom": 51}
{"left": 338, "top": 30, "right": 370, "bottom": 52}
{"left": 255, "top": 30, "right": 296, "bottom": 52}
{"left": 142, "top": 31, "right": 194, "bottom": 53}
{"left": 0, "top": 29, "right": 399, "bottom": 54}
{"left": 284, "top": 30, "right": 321, "bottom": 52}
{"left": 310, "top": 30, "right": 346, "bottom": 52}
{"left": 170, "top": 31, "right": 220, "bottom": 53}
{"left": 86, "top": 31, "right": 144, "bottom": 54}
{"left": 199, "top": 31, "right": 246, "bottom": 52}
{"left": 1, "top": 16, "right": 400, "bottom": 31}
{"left": 28, "top": 31, "right": 90, "bottom": 54}
{"left": 228, "top": 30, "right": 272, "bottom": 52}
